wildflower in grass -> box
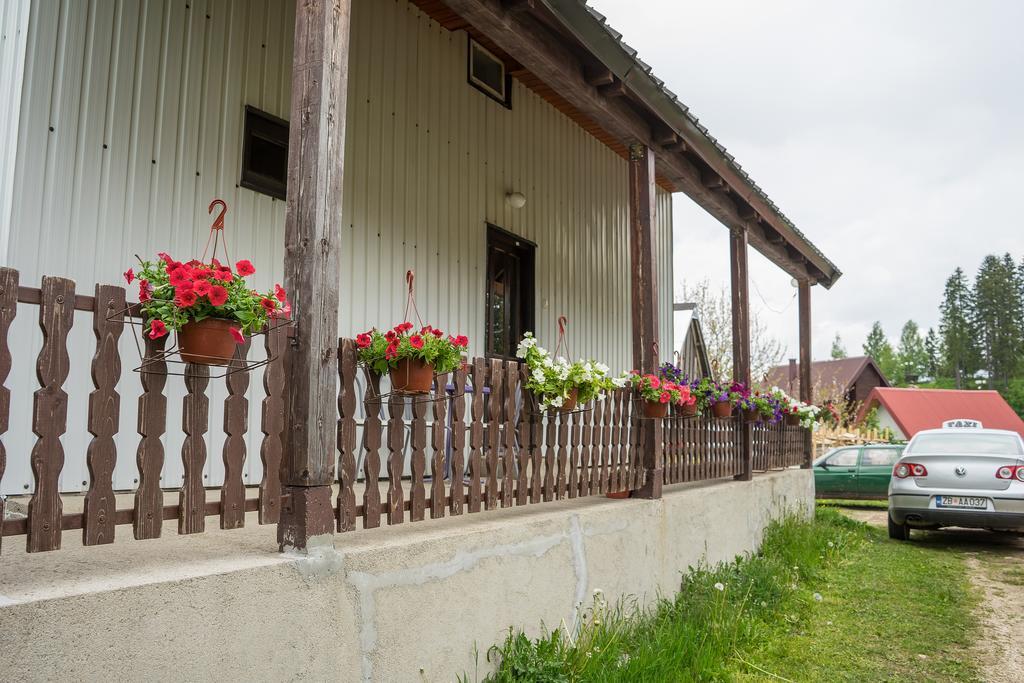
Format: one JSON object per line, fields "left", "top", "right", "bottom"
{"left": 714, "top": 582, "right": 725, "bottom": 591}
{"left": 813, "top": 592, "right": 823, "bottom": 602}
{"left": 617, "top": 652, "right": 630, "bottom": 667}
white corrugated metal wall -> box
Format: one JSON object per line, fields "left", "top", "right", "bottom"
{"left": 0, "top": 0, "right": 31, "bottom": 262}
{"left": 2, "top": 0, "right": 674, "bottom": 494}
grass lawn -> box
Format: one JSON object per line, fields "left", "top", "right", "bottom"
{"left": 816, "top": 497, "right": 888, "bottom": 509}
{"left": 476, "top": 506, "right": 980, "bottom": 682}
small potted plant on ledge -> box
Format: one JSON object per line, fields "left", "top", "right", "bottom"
{"left": 356, "top": 323, "right": 468, "bottom": 393}
{"left": 517, "top": 332, "right": 624, "bottom": 412}
{"left": 629, "top": 372, "right": 693, "bottom": 418}
{"left": 127, "top": 253, "right": 288, "bottom": 365}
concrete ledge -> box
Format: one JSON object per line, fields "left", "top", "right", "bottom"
{"left": 0, "top": 469, "right": 812, "bottom": 681}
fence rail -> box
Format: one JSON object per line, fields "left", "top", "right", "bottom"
{"left": 0, "top": 268, "right": 809, "bottom": 556}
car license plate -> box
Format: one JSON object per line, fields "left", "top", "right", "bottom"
{"left": 935, "top": 496, "right": 987, "bottom": 509}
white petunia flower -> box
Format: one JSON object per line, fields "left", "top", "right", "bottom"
{"left": 551, "top": 395, "right": 565, "bottom": 408}
{"left": 595, "top": 362, "right": 609, "bottom": 374}
{"left": 532, "top": 368, "right": 546, "bottom": 383}
{"left": 714, "top": 582, "right": 725, "bottom": 591}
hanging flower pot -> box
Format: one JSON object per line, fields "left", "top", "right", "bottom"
{"left": 676, "top": 402, "right": 698, "bottom": 418}
{"left": 711, "top": 400, "right": 733, "bottom": 419}
{"left": 178, "top": 318, "right": 242, "bottom": 365}
{"left": 606, "top": 490, "right": 631, "bottom": 499}
{"left": 556, "top": 388, "right": 580, "bottom": 413}
{"left": 742, "top": 407, "right": 760, "bottom": 423}
{"left": 643, "top": 400, "right": 670, "bottom": 418}
{"left": 356, "top": 322, "right": 469, "bottom": 394}
{"left": 628, "top": 371, "right": 692, "bottom": 419}
{"left": 389, "top": 357, "right": 435, "bottom": 394}
{"left": 786, "top": 412, "right": 801, "bottom": 426}
{"left": 517, "top": 325, "right": 623, "bottom": 413}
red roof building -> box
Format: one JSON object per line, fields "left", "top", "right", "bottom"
{"left": 858, "top": 387, "right": 1024, "bottom": 439}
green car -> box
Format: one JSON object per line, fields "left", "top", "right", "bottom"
{"left": 813, "top": 444, "right": 905, "bottom": 499}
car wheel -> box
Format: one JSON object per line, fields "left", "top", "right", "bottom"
{"left": 888, "top": 514, "right": 910, "bottom": 541}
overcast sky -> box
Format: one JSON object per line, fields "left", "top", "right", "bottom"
{"left": 590, "top": 0, "right": 1024, "bottom": 362}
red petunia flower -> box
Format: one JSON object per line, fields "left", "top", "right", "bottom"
{"left": 274, "top": 283, "right": 287, "bottom": 303}
{"left": 213, "top": 269, "right": 232, "bottom": 282}
{"left": 229, "top": 327, "right": 245, "bottom": 344}
{"left": 399, "top": 321, "right": 414, "bottom": 332}
{"left": 158, "top": 252, "right": 172, "bottom": 264}
{"left": 168, "top": 266, "right": 192, "bottom": 287}
{"left": 659, "top": 390, "right": 671, "bottom": 404}
{"left": 148, "top": 319, "right": 168, "bottom": 339}
{"left": 385, "top": 342, "right": 399, "bottom": 360}
{"left": 648, "top": 376, "right": 661, "bottom": 389}
{"left": 235, "top": 259, "right": 255, "bottom": 277}
{"left": 385, "top": 330, "right": 397, "bottom": 342}
{"left": 431, "top": 328, "right": 443, "bottom": 338}
{"left": 192, "top": 280, "right": 212, "bottom": 296}
{"left": 207, "top": 285, "right": 228, "bottom": 307}
{"left": 260, "top": 297, "right": 276, "bottom": 313}
{"left": 175, "top": 289, "right": 198, "bottom": 308}
{"left": 356, "top": 333, "right": 373, "bottom": 348}
{"left": 138, "top": 279, "right": 153, "bottom": 302}
{"left": 124, "top": 268, "right": 134, "bottom": 284}
{"left": 409, "top": 335, "right": 424, "bottom": 349}
{"left": 456, "top": 335, "right": 469, "bottom": 348}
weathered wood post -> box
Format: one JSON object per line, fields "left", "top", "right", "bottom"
{"left": 798, "top": 280, "right": 813, "bottom": 469}
{"left": 278, "top": 0, "right": 352, "bottom": 552}
{"left": 628, "top": 143, "right": 662, "bottom": 499}
{"left": 730, "top": 227, "right": 753, "bottom": 481}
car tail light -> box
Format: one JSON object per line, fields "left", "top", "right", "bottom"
{"left": 894, "top": 462, "right": 928, "bottom": 478}
{"left": 995, "top": 465, "right": 1024, "bottom": 481}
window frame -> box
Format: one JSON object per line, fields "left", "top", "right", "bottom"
{"left": 467, "top": 37, "right": 512, "bottom": 109}
{"left": 859, "top": 447, "right": 902, "bottom": 468}
{"left": 825, "top": 448, "right": 859, "bottom": 468}
{"left": 484, "top": 224, "right": 535, "bottom": 361}
{"left": 240, "top": 105, "right": 290, "bottom": 200}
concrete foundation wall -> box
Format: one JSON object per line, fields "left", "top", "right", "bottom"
{"left": 0, "top": 470, "right": 812, "bottom": 681}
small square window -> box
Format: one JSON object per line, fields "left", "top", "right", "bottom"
{"left": 240, "top": 106, "right": 289, "bottom": 200}
{"left": 468, "top": 38, "right": 511, "bottom": 108}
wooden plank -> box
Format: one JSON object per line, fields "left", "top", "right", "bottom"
{"left": 568, "top": 404, "right": 580, "bottom": 498}
{"left": 468, "top": 358, "right": 485, "bottom": 513}
{"left": 449, "top": 365, "right": 467, "bottom": 516}
{"left": 134, "top": 334, "right": 168, "bottom": 540}
{"left": 0, "top": 268, "right": 17, "bottom": 554}
{"left": 579, "top": 402, "right": 592, "bottom": 497}
{"left": 83, "top": 285, "right": 125, "bottom": 545}
{"left": 258, "top": 321, "right": 288, "bottom": 525}
{"left": 798, "top": 281, "right": 814, "bottom": 468}
{"left": 410, "top": 390, "right": 427, "bottom": 523}
{"left": 502, "top": 361, "right": 517, "bottom": 508}
{"left": 556, "top": 407, "right": 568, "bottom": 499}
{"left": 27, "top": 276, "right": 75, "bottom": 552}
{"left": 337, "top": 340, "right": 358, "bottom": 531}
{"left": 220, "top": 340, "right": 251, "bottom": 530}
{"left": 179, "top": 364, "right": 209, "bottom": 535}
{"left": 430, "top": 372, "right": 449, "bottom": 519}
{"left": 485, "top": 358, "right": 502, "bottom": 510}
{"left": 516, "top": 366, "right": 531, "bottom": 506}
{"left": 362, "top": 369, "right": 383, "bottom": 529}
{"left": 527, "top": 384, "right": 542, "bottom": 504}
{"left": 386, "top": 392, "right": 405, "bottom": 525}
{"left": 543, "top": 406, "right": 555, "bottom": 501}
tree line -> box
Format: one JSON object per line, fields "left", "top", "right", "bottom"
{"left": 830, "top": 252, "right": 1024, "bottom": 416}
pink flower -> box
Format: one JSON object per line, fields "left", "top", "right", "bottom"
{"left": 229, "top": 327, "right": 245, "bottom": 344}
{"left": 274, "top": 283, "right": 287, "bottom": 303}
{"left": 659, "top": 391, "right": 671, "bottom": 404}
{"left": 124, "top": 268, "right": 134, "bottom": 284}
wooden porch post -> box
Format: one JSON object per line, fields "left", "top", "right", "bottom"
{"left": 628, "top": 143, "right": 662, "bottom": 499}
{"left": 730, "top": 227, "right": 753, "bottom": 481}
{"left": 277, "top": 0, "right": 352, "bottom": 552}
{"left": 798, "top": 280, "right": 813, "bottom": 469}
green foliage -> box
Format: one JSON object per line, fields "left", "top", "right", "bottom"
{"left": 895, "top": 319, "right": 928, "bottom": 384}
{"left": 924, "top": 326, "right": 941, "bottom": 378}
{"left": 628, "top": 373, "right": 694, "bottom": 407}
{"left": 1001, "top": 378, "right": 1024, "bottom": 419}
{"left": 516, "top": 333, "right": 623, "bottom": 410}
{"left": 356, "top": 324, "right": 467, "bottom": 375}
{"left": 939, "top": 266, "right": 980, "bottom": 388}
{"left": 862, "top": 406, "right": 881, "bottom": 431}
{"left": 973, "top": 254, "right": 1024, "bottom": 389}
{"left": 830, "top": 332, "right": 847, "bottom": 360}
{"left": 862, "top": 321, "right": 898, "bottom": 382}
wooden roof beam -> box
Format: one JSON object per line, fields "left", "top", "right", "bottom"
{"left": 583, "top": 65, "right": 615, "bottom": 87}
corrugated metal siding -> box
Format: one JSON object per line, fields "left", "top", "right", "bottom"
{"left": 2, "top": 0, "right": 674, "bottom": 494}
{"left": 0, "top": 0, "right": 30, "bottom": 261}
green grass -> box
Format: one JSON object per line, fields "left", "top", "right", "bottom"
{"left": 816, "top": 498, "right": 888, "bottom": 509}
{"left": 474, "top": 507, "right": 980, "bottom": 682}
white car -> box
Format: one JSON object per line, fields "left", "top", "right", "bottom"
{"left": 888, "top": 420, "right": 1024, "bottom": 540}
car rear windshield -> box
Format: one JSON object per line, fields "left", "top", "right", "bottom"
{"left": 907, "top": 433, "right": 1024, "bottom": 455}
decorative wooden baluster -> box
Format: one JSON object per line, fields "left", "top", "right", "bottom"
{"left": 502, "top": 361, "right": 517, "bottom": 507}
{"left": 179, "top": 363, "right": 209, "bottom": 534}
{"left": 567, "top": 405, "right": 580, "bottom": 498}
{"left": 84, "top": 285, "right": 125, "bottom": 545}
{"left": 468, "top": 359, "right": 485, "bottom": 513}
{"left": 258, "top": 320, "right": 287, "bottom": 525}
{"left": 449, "top": 365, "right": 467, "bottom": 515}
{"left": 0, "top": 267, "right": 17, "bottom": 554}
{"left": 608, "top": 391, "right": 622, "bottom": 492}
{"left": 516, "top": 366, "right": 531, "bottom": 506}
{"left": 386, "top": 392, "right": 406, "bottom": 525}
{"left": 134, "top": 333, "right": 168, "bottom": 540}
{"left": 599, "top": 394, "right": 612, "bottom": 493}
{"left": 430, "top": 371, "right": 449, "bottom": 519}
{"left": 556, "top": 407, "right": 569, "bottom": 499}
{"left": 28, "top": 276, "right": 75, "bottom": 552}
{"left": 579, "top": 401, "right": 592, "bottom": 497}
{"left": 362, "top": 370, "right": 383, "bottom": 529}
{"left": 543, "top": 404, "right": 556, "bottom": 502}
{"left": 337, "top": 339, "right": 358, "bottom": 531}
{"left": 221, "top": 339, "right": 251, "bottom": 530}
{"left": 410, "top": 391, "right": 427, "bottom": 523}
{"left": 528, "top": 387, "right": 543, "bottom": 504}
{"left": 485, "top": 358, "right": 502, "bottom": 509}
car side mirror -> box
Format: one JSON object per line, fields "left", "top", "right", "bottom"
{"left": 818, "top": 462, "right": 829, "bottom": 470}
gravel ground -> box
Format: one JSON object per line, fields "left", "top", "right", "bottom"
{"left": 836, "top": 507, "right": 1024, "bottom": 682}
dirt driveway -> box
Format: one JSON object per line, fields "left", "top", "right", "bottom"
{"left": 838, "top": 507, "right": 1024, "bottom": 683}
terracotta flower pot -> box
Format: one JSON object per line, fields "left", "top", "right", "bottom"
{"left": 676, "top": 402, "right": 698, "bottom": 418}
{"left": 177, "top": 318, "right": 241, "bottom": 365}
{"left": 786, "top": 413, "right": 801, "bottom": 427}
{"left": 553, "top": 388, "right": 579, "bottom": 413}
{"left": 606, "top": 490, "right": 631, "bottom": 499}
{"left": 711, "top": 400, "right": 732, "bottom": 419}
{"left": 742, "top": 408, "right": 760, "bottom": 423}
{"left": 643, "top": 399, "right": 669, "bottom": 419}
{"left": 390, "top": 357, "right": 434, "bottom": 394}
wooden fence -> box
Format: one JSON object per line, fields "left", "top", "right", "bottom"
{"left": 0, "top": 268, "right": 809, "bottom": 555}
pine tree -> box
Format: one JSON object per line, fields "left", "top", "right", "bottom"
{"left": 896, "top": 320, "right": 928, "bottom": 384}
{"left": 924, "top": 327, "right": 941, "bottom": 378}
{"left": 973, "top": 254, "right": 1022, "bottom": 389}
{"left": 939, "top": 267, "right": 978, "bottom": 389}
{"left": 830, "top": 333, "right": 847, "bottom": 360}
{"left": 863, "top": 321, "right": 897, "bottom": 382}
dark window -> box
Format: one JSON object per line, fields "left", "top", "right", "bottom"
{"left": 240, "top": 106, "right": 289, "bottom": 200}
{"left": 485, "top": 225, "right": 535, "bottom": 359}
{"left": 468, "top": 38, "right": 511, "bottom": 108}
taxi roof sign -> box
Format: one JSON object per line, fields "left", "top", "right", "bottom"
{"left": 942, "top": 419, "right": 983, "bottom": 429}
